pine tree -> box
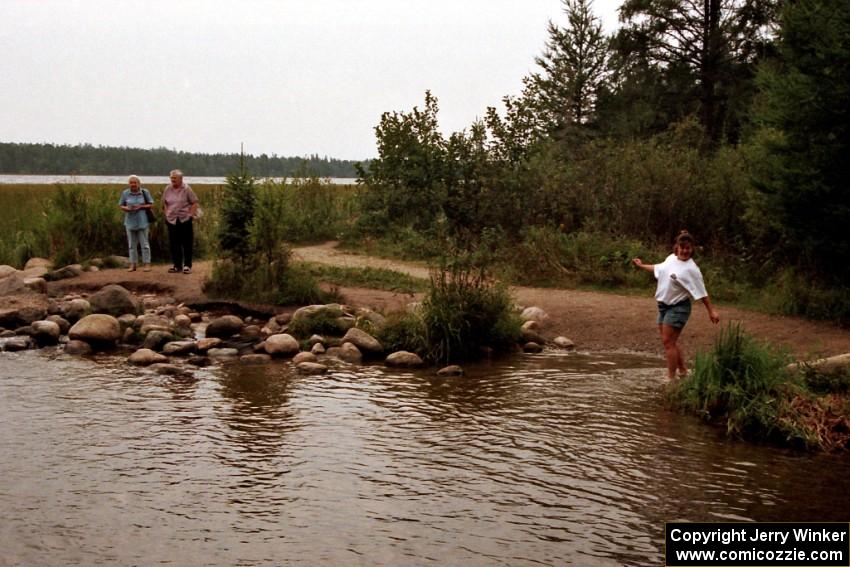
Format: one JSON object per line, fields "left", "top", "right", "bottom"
{"left": 217, "top": 151, "right": 257, "bottom": 265}
{"left": 751, "top": 0, "right": 850, "bottom": 281}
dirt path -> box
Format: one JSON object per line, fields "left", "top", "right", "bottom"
{"left": 49, "top": 242, "right": 850, "bottom": 359}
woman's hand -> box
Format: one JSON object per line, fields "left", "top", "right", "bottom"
{"left": 709, "top": 308, "right": 720, "bottom": 324}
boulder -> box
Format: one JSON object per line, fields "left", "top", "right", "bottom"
{"left": 264, "top": 333, "right": 300, "bottom": 357}
{"left": 205, "top": 315, "right": 244, "bottom": 338}
{"left": 520, "top": 323, "right": 546, "bottom": 345}
{"left": 328, "top": 342, "right": 362, "bottom": 363}
{"left": 308, "top": 334, "right": 325, "bottom": 346}
{"left": 196, "top": 337, "right": 223, "bottom": 352}
{"left": 523, "top": 342, "right": 544, "bottom": 353}
{"left": 207, "top": 348, "right": 239, "bottom": 358}
{"left": 0, "top": 330, "right": 15, "bottom": 338}
{"left": 89, "top": 284, "right": 140, "bottom": 316}
{"left": 3, "top": 336, "right": 33, "bottom": 351}
{"left": 293, "top": 351, "right": 318, "bottom": 364}
{"left": 187, "top": 356, "right": 211, "bottom": 367}
{"left": 240, "top": 354, "right": 272, "bottom": 365}
{"left": 48, "top": 264, "right": 84, "bottom": 281}
{"left": 31, "top": 320, "right": 61, "bottom": 346}
{"left": 262, "top": 317, "right": 282, "bottom": 336}
{"left": 69, "top": 314, "right": 121, "bottom": 345}
{"left": 174, "top": 314, "right": 192, "bottom": 328}
{"left": 311, "top": 342, "right": 326, "bottom": 355}
{"left": 122, "top": 327, "right": 141, "bottom": 344}
{"left": 45, "top": 315, "right": 71, "bottom": 335}
{"left": 142, "top": 330, "right": 174, "bottom": 351}
{"left": 63, "top": 298, "right": 92, "bottom": 322}
{"left": 18, "top": 266, "right": 49, "bottom": 279}
{"left": 296, "top": 362, "right": 329, "bottom": 375}
{"left": 385, "top": 351, "right": 424, "bottom": 368}
{"left": 0, "top": 301, "right": 48, "bottom": 328}
{"left": 0, "top": 265, "right": 17, "bottom": 279}
{"left": 138, "top": 314, "right": 171, "bottom": 335}
{"left": 24, "top": 258, "right": 52, "bottom": 270}
{"left": 437, "top": 365, "right": 464, "bottom": 377}
{"left": 64, "top": 340, "right": 93, "bottom": 355}
{"left": 520, "top": 306, "right": 548, "bottom": 323}
{"left": 128, "top": 349, "right": 168, "bottom": 366}
{"left": 117, "top": 314, "right": 137, "bottom": 331}
{"left": 150, "top": 363, "right": 187, "bottom": 376}
{"left": 355, "top": 308, "right": 387, "bottom": 331}
{"left": 292, "top": 304, "right": 345, "bottom": 323}
{"left": 162, "top": 340, "right": 196, "bottom": 355}
{"left": 342, "top": 328, "right": 383, "bottom": 354}
{"left": 15, "top": 325, "right": 34, "bottom": 336}
{"left": 552, "top": 336, "right": 575, "bottom": 350}
{"left": 0, "top": 274, "right": 27, "bottom": 296}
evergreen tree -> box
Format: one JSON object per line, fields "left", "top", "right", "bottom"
{"left": 217, "top": 153, "right": 257, "bottom": 265}
{"left": 751, "top": 0, "right": 850, "bottom": 281}
{"left": 526, "top": 0, "right": 610, "bottom": 135}
{"left": 614, "top": 0, "right": 777, "bottom": 143}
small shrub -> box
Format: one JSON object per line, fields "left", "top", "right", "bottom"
{"left": 377, "top": 311, "right": 428, "bottom": 355}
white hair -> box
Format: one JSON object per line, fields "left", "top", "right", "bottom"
{"left": 128, "top": 174, "right": 140, "bottom": 184}
{"left": 170, "top": 169, "right": 183, "bottom": 177}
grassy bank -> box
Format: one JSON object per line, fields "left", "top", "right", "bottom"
{"left": 669, "top": 324, "right": 850, "bottom": 452}
{"left": 0, "top": 179, "right": 358, "bottom": 268}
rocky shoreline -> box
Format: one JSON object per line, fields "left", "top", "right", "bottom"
{"left": 1, "top": 258, "right": 576, "bottom": 377}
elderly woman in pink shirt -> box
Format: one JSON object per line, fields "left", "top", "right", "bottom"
{"left": 162, "top": 169, "right": 200, "bottom": 274}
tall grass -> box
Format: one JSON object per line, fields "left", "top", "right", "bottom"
{"left": 378, "top": 253, "right": 522, "bottom": 364}
{"left": 671, "top": 323, "right": 850, "bottom": 451}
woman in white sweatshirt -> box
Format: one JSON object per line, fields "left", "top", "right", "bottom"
{"left": 633, "top": 230, "right": 720, "bottom": 379}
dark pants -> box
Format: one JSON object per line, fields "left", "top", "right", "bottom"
{"left": 167, "top": 218, "right": 193, "bottom": 269}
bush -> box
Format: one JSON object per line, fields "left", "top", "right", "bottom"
{"left": 204, "top": 246, "right": 331, "bottom": 306}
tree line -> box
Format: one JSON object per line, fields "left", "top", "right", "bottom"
{"left": 356, "top": 0, "right": 849, "bottom": 322}
{"left": 0, "top": 142, "right": 362, "bottom": 178}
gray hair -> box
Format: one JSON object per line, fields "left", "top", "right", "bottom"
{"left": 128, "top": 174, "right": 140, "bottom": 184}
{"left": 170, "top": 169, "right": 183, "bottom": 177}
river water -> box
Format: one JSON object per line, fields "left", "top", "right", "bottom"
{"left": 1, "top": 349, "right": 847, "bottom": 566}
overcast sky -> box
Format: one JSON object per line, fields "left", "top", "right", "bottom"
{"left": 0, "top": 0, "right": 621, "bottom": 161}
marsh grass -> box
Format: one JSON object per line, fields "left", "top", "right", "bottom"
{"left": 0, "top": 182, "right": 223, "bottom": 267}
{"left": 671, "top": 323, "right": 850, "bottom": 451}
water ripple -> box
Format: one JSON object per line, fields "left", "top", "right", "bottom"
{"left": 1, "top": 350, "right": 848, "bottom": 565}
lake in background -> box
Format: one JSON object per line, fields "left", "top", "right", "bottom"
{"left": 0, "top": 174, "right": 358, "bottom": 185}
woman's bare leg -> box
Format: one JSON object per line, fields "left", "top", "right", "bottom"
{"left": 659, "top": 324, "right": 684, "bottom": 379}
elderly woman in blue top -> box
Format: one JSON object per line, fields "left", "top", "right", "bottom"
{"left": 633, "top": 230, "right": 720, "bottom": 380}
{"left": 118, "top": 175, "right": 154, "bottom": 272}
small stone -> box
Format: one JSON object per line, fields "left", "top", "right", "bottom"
{"left": 69, "top": 314, "right": 122, "bottom": 345}
{"left": 264, "top": 333, "right": 300, "bottom": 357}
{"left": 174, "top": 314, "right": 192, "bottom": 328}
{"left": 207, "top": 348, "right": 239, "bottom": 358}
{"left": 205, "top": 315, "right": 244, "bottom": 338}
{"left": 162, "top": 340, "right": 196, "bottom": 355}
{"left": 196, "top": 337, "right": 223, "bottom": 352}
{"left": 385, "top": 351, "right": 424, "bottom": 368}
{"left": 523, "top": 342, "right": 544, "bottom": 353}
{"left": 520, "top": 306, "right": 548, "bottom": 322}
{"left": 128, "top": 349, "right": 168, "bottom": 366}
{"left": 143, "top": 330, "right": 174, "bottom": 351}
{"left": 308, "top": 334, "right": 325, "bottom": 346}
{"left": 31, "top": 320, "right": 61, "bottom": 346}
{"left": 437, "top": 365, "right": 464, "bottom": 377}
{"left": 3, "top": 336, "right": 33, "bottom": 351}
{"left": 341, "top": 328, "right": 383, "bottom": 354}
{"left": 64, "top": 340, "right": 92, "bottom": 355}
{"left": 296, "top": 362, "right": 329, "bottom": 375}
{"left": 553, "top": 336, "right": 575, "bottom": 350}
{"left": 293, "top": 351, "right": 318, "bottom": 364}
{"left": 240, "top": 353, "right": 272, "bottom": 364}
{"left": 150, "top": 363, "right": 186, "bottom": 376}
{"left": 311, "top": 342, "right": 326, "bottom": 355}
{"left": 187, "top": 356, "right": 211, "bottom": 367}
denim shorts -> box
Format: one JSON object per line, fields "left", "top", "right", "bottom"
{"left": 657, "top": 300, "right": 692, "bottom": 328}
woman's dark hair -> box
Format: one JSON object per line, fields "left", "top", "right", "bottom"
{"left": 675, "top": 230, "right": 694, "bottom": 247}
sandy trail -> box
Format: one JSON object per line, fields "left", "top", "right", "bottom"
{"left": 48, "top": 241, "right": 850, "bottom": 359}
